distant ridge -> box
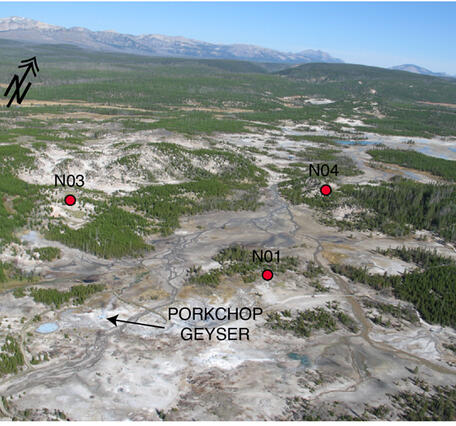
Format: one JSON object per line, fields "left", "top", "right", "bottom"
{"left": 391, "top": 64, "right": 451, "bottom": 78}
{"left": 0, "top": 16, "right": 343, "bottom": 64}
{"left": 276, "top": 63, "right": 456, "bottom": 84}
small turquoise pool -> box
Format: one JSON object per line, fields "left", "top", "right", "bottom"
{"left": 288, "top": 352, "right": 311, "bottom": 368}
{"left": 36, "top": 322, "right": 58, "bottom": 334}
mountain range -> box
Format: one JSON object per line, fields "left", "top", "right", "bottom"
{"left": 1, "top": 16, "right": 453, "bottom": 77}
{"left": 0, "top": 16, "right": 343, "bottom": 64}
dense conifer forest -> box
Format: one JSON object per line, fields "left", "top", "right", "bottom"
{"left": 0, "top": 335, "right": 24, "bottom": 377}
{"left": 368, "top": 148, "right": 456, "bottom": 181}
{"left": 15, "top": 284, "right": 105, "bottom": 308}
{"left": 296, "top": 178, "right": 456, "bottom": 242}
{"left": 331, "top": 260, "right": 456, "bottom": 327}
{"left": 377, "top": 246, "right": 455, "bottom": 268}
{"left": 266, "top": 302, "right": 359, "bottom": 337}
{"left": 340, "top": 179, "right": 456, "bottom": 242}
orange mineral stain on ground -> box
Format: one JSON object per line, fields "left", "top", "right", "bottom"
{"left": 321, "top": 242, "right": 351, "bottom": 264}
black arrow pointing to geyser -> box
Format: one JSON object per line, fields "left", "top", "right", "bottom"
{"left": 107, "top": 314, "right": 165, "bottom": 329}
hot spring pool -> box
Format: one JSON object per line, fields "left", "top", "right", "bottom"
{"left": 36, "top": 322, "right": 58, "bottom": 334}
{"left": 288, "top": 352, "right": 311, "bottom": 368}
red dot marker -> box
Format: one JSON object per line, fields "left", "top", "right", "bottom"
{"left": 320, "top": 184, "right": 332, "bottom": 196}
{"left": 262, "top": 269, "right": 273, "bottom": 281}
{"left": 64, "top": 194, "right": 76, "bottom": 206}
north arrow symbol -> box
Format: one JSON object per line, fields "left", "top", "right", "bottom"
{"left": 107, "top": 314, "right": 165, "bottom": 329}
{"left": 5, "top": 56, "right": 40, "bottom": 107}
{"left": 18, "top": 56, "right": 40, "bottom": 80}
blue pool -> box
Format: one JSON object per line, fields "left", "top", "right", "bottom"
{"left": 36, "top": 322, "right": 58, "bottom": 334}
{"left": 416, "top": 147, "right": 450, "bottom": 160}
{"left": 336, "top": 140, "right": 380, "bottom": 146}
{"left": 288, "top": 352, "right": 311, "bottom": 368}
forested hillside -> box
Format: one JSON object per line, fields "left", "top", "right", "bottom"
{"left": 2, "top": 38, "right": 456, "bottom": 136}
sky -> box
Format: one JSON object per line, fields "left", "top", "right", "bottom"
{"left": 1, "top": 2, "right": 456, "bottom": 74}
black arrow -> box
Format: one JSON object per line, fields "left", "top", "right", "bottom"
{"left": 17, "top": 57, "right": 40, "bottom": 86}
{"left": 4, "top": 57, "right": 40, "bottom": 107}
{"left": 107, "top": 314, "right": 165, "bottom": 329}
